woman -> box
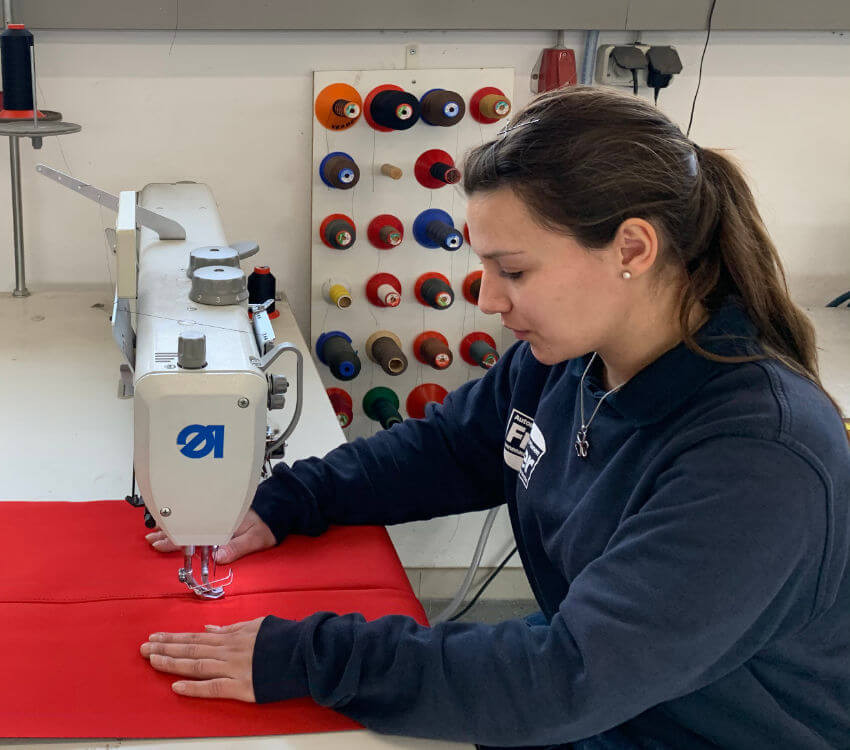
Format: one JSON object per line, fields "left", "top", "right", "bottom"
{"left": 142, "top": 87, "right": 850, "bottom": 749}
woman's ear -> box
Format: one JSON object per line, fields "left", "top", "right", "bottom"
{"left": 615, "top": 218, "right": 659, "bottom": 278}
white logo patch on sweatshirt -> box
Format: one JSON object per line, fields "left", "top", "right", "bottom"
{"left": 504, "top": 409, "right": 533, "bottom": 471}
{"left": 518, "top": 421, "right": 547, "bottom": 488}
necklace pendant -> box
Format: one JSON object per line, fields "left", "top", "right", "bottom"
{"left": 575, "top": 429, "right": 589, "bottom": 458}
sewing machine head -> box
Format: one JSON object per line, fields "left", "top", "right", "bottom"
{"left": 36, "top": 169, "right": 303, "bottom": 600}
{"left": 125, "top": 184, "right": 303, "bottom": 600}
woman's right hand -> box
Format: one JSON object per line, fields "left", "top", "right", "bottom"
{"left": 145, "top": 509, "right": 277, "bottom": 564}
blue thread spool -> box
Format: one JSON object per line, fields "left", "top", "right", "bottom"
{"left": 413, "top": 209, "right": 463, "bottom": 251}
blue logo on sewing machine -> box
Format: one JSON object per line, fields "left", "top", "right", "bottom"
{"left": 177, "top": 424, "right": 224, "bottom": 459}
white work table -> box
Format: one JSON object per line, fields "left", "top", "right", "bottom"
{"left": 0, "top": 288, "right": 468, "bottom": 750}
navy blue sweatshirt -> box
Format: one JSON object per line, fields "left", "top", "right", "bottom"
{"left": 251, "top": 301, "right": 850, "bottom": 749}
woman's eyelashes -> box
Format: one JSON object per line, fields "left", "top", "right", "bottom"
{"left": 499, "top": 270, "right": 524, "bottom": 280}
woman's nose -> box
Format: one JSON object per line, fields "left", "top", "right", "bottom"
{"left": 477, "top": 272, "right": 511, "bottom": 315}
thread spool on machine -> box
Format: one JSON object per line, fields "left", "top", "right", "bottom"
{"left": 0, "top": 21, "right": 81, "bottom": 297}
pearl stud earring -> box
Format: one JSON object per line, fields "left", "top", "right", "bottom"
{"left": 621, "top": 271, "right": 632, "bottom": 280}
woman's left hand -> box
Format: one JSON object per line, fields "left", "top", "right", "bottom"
{"left": 140, "top": 617, "right": 266, "bottom": 701}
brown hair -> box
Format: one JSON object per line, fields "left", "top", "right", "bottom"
{"left": 463, "top": 86, "right": 842, "bottom": 418}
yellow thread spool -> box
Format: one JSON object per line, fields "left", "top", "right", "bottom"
{"left": 328, "top": 283, "right": 352, "bottom": 309}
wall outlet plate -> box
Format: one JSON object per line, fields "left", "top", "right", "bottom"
{"left": 595, "top": 44, "right": 651, "bottom": 88}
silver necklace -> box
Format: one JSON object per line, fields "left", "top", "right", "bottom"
{"left": 575, "top": 353, "right": 623, "bottom": 459}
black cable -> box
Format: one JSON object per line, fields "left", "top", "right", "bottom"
{"left": 686, "top": 0, "right": 718, "bottom": 138}
{"left": 826, "top": 291, "right": 850, "bottom": 308}
{"left": 448, "top": 547, "right": 518, "bottom": 622}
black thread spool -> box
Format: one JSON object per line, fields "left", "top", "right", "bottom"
{"left": 1, "top": 24, "right": 34, "bottom": 112}
{"left": 429, "top": 162, "right": 461, "bottom": 185}
{"left": 468, "top": 276, "right": 481, "bottom": 302}
{"left": 320, "top": 334, "right": 362, "bottom": 381}
{"left": 421, "top": 277, "right": 454, "bottom": 309}
{"left": 321, "top": 154, "right": 360, "bottom": 189}
{"left": 469, "top": 339, "right": 499, "bottom": 368}
{"left": 247, "top": 266, "right": 277, "bottom": 317}
{"left": 421, "top": 89, "right": 466, "bottom": 127}
{"left": 324, "top": 217, "right": 356, "bottom": 249}
{"left": 426, "top": 219, "right": 463, "bottom": 251}
{"left": 369, "top": 90, "right": 421, "bottom": 130}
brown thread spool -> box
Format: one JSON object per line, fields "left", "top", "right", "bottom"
{"left": 420, "top": 89, "right": 466, "bottom": 126}
{"left": 379, "top": 224, "right": 402, "bottom": 246}
{"left": 380, "top": 163, "right": 403, "bottom": 179}
{"left": 332, "top": 99, "right": 360, "bottom": 118}
{"left": 469, "top": 276, "right": 481, "bottom": 301}
{"left": 421, "top": 337, "right": 453, "bottom": 369}
{"left": 478, "top": 93, "right": 512, "bottom": 119}
{"left": 321, "top": 154, "right": 361, "bottom": 189}
{"left": 366, "top": 331, "right": 408, "bottom": 375}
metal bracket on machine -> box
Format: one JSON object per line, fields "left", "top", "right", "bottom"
{"left": 35, "top": 164, "right": 187, "bottom": 240}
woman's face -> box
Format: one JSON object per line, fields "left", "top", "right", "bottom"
{"left": 466, "top": 187, "right": 631, "bottom": 366}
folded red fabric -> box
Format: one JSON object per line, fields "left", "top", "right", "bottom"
{"left": 0, "top": 500, "right": 427, "bottom": 738}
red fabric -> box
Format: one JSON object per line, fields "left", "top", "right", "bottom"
{"left": 0, "top": 500, "right": 427, "bottom": 738}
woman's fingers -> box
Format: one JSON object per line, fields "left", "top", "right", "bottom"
{"left": 140, "top": 640, "right": 226, "bottom": 661}
{"left": 172, "top": 677, "right": 254, "bottom": 702}
{"left": 148, "top": 654, "right": 232, "bottom": 679}
{"left": 145, "top": 631, "right": 229, "bottom": 645}
{"left": 204, "top": 620, "right": 252, "bottom": 634}
{"left": 144, "top": 529, "right": 180, "bottom": 553}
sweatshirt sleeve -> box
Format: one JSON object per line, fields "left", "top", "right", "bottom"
{"left": 251, "top": 342, "right": 526, "bottom": 541}
{"left": 251, "top": 436, "right": 828, "bottom": 746}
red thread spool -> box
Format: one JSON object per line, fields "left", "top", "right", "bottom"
{"left": 414, "top": 149, "right": 460, "bottom": 189}
{"left": 462, "top": 270, "right": 483, "bottom": 305}
{"left": 326, "top": 387, "right": 354, "bottom": 428}
{"left": 367, "top": 214, "right": 404, "bottom": 249}
{"left": 413, "top": 331, "right": 453, "bottom": 370}
{"left": 366, "top": 272, "right": 402, "bottom": 308}
{"left": 406, "top": 383, "right": 449, "bottom": 420}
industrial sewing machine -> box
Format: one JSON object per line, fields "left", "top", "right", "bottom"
{"left": 37, "top": 165, "right": 303, "bottom": 599}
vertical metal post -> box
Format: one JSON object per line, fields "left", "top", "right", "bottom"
{"left": 9, "top": 135, "right": 29, "bottom": 297}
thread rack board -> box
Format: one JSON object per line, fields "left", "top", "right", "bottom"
{"left": 310, "top": 67, "right": 514, "bottom": 442}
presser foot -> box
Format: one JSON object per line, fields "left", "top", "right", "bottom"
{"left": 178, "top": 546, "right": 232, "bottom": 600}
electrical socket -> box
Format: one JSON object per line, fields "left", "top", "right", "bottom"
{"left": 595, "top": 44, "right": 651, "bottom": 88}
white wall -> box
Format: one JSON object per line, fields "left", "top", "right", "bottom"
{"left": 3, "top": 28, "right": 849, "bottom": 331}
{"left": 1, "top": 28, "right": 848, "bottom": 569}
